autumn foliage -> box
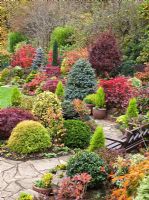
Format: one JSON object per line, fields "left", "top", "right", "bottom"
{"left": 11, "top": 44, "right": 36, "bottom": 68}
{"left": 89, "top": 31, "right": 121, "bottom": 75}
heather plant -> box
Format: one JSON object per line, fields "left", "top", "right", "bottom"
{"left": 65, "top": 59, "right": 97, "bottom": 101}
{"left": 32, "top": 47, "right": 44, "bottom": 70}
{"left": 95, "top": 87, "right": 106, "bottom": 108}
{"left": 67, "top": 151, "right": 108, "bottom": 187}
{"left": 11, "top": 87, "right": 22, "bottom": 107}
{"left": 0, "top": 108, "right": 36, "bottom": 139}
{"left": 88, "top": 126, "right": 105, "bottom": 152}
{"left": 126, "top": 98, "right": 138, "bottom": 119}
{"left": 32, "top": 91, "right": 65, "bottom": 145}
{"left": 7, "top": 120, "right": 51, "bottom": 154}
{"left": 55, "top": 81, "right": 64, "bottom": 98}
{"left": 89, "top": 31, "right": 121, "bottom": 75}
{"left": 63, "top": 120, "right": 92, "bottom": 149}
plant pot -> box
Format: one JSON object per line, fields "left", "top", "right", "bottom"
{"left": 93, "top": 108, "right": 106, "bottom": 119}
{"left": 32, "top": 185, "right": 52, "bottom": 196}
{"left": 86, "top": 104, "right": 94, "bottom": 115}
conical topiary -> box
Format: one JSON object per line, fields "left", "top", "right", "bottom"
{"left": 65, "top": 59, "right": 97, "bottom": 101}
{"left": 32, "top": 47, "right": 44, "bottom": 70}
{"left": 52, "top": 40, "right": 58, "bottom": 66}
{"left": 55, "top": 81, "right": 64, "bottom": 98}
{"left": 126, "top": 98, "right": 138, "bottom": 119}
{"left": 95, "top": 87, "right": 106, "bottom": 108}
{"left": 88, "top": 126, "right": 105, "bottom": 152}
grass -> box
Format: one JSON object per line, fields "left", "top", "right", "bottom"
{"left": 0, "top": 86, "right": 15, "bottom": 108}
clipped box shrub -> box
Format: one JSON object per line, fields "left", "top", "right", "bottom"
{"left": 67, "top": 151, "right": 108, "bottom": 187}
{"left": 7, "top": 120, "right": 51, "bottom": 154}
{"left": 0, "top": 108, "right": 36, "bottom": 139}
{"left": 63, "top": 120, "right": 92, "bottom": 149}
{"left": 32, "top": 91, "right": 65, "bottom": 144}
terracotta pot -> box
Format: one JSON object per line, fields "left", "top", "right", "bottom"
{"left": 93, "top": 108, "right": 106, "bottom": 119}
{"left": 32, "top": 185, "right": 52, "bottom": 196}
{"left": 86, "top": 104, "right": 94, "bottom": 115}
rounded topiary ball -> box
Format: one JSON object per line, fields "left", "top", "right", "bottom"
{"left": 63, "top": 120, "right": 92, "bottom": 149}
{"left": 67, "top": 151, "right": 108, "bottom": 187}
{"left": 7, "top": 120, "right": 51, "bottom": 154}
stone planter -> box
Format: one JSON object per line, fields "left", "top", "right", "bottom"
{"left": 32, "top": 185, "right": 52, "bottom": 196}
{"left": 93, "top": 108, "right": 106, "bottom": 119}
{"left": 86, "top": 104, "right": 94, "bottom": 115}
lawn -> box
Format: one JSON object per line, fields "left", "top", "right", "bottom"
{"left": 0, "top": 86, "right": 15, "bottom": 108}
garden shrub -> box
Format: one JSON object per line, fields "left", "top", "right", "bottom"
{"left": 135, "top": 175, "right": 149, "bottom": 200}
{"left": 32, "top": 47, "right": 44, "bottom": 70}
{"left": 11, "top": 66, "right": 24, "bottom": 78}
{"left": 61, "top": 48, "right": 89, "bottom": 74}
{"left": 55, "top": 81, "right": 64, "bottom": 98}
{"left": 137, "top": 87, "right": 149, "bottom": 114}
{"left": 0, "top": 108, "right": 36, "bottom": 139}
{"left": 129, "top": 77, "right": 142, "bottom": 88}
{"left": 67, "top": 151, "right": 108, "bottom": 187}
{"left": 111, "top": 160, "right": 149, "bottom": 199}
{"left": 42, "top": 78, "right": 64, "bottom": 93}
{"left": 115, "top": 60, "right": 136, "bottom": 77}
{"left": 11, "top": 44, "right": 36, "bottom": 68}
{"left": 83, "top": 94, "right": 96, "bottom": 105}
{"left": 50, "top": 26, "right": 74, "bottom": 48}
{"left": 17, "top": 192, "right": 33, "bottom": 200}
{"left": 8, "top": 32, "right": 28, "bottom": 53}
{"left": 15, "top": 41, "right": 27, "bottom": 52}
{"left": 32, "top": 91, "right": 65, "bottom": 144}
{"left": 95, "top": 87, "right": 106, "bottom": 108}
{"left": 126, "top": 98, "right": 138, "bottom": 119}
{"left": 0, "top": 68, "right": 10, "bottom": 83}
{"left": 63, "top": 120, "right": 92, "bottom": 149}
{"left": 65, "top": 59, "right": 97, "bottom": 101}
{"left": 20, "top": 95, "right": 35, "bottom": 111}
{"left": 61, "top": 100, "right": 78, "bottom": 119}
{"left": 7, "top": 120, "right": 51, "bottom": 154}
{"left": 99, "top": 76, "right": 136, "bottom": 110}
{"left": 0, "top": 49, "right": 11, "bottom": 68}
{"left": 88, "top": 126, "right": 105, "bottom": 152}
{"left": 11, "top": 87, "right": 22, "bottom": 107}
{"left": 52, "top": 40, "right": 59, "bottom": 66}
{"left": 89, "top": 31, "right": 121, "bottom": 75}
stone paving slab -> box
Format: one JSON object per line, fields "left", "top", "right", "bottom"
{"left": 0, "top": 156, "right": 70, "bottom": 200}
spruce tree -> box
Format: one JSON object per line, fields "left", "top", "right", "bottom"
{"left": 32, "top": 47, "right": 44, "bottom": 70}
{"left": 88, "top": 126, "right": 105, "bottom": 152}
{"left": 52, "top": 40, "right": 58, "bottom": 66}
{"left": 65, "top": 59, "right": 97, "bottom": 101}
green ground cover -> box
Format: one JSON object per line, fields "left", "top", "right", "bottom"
{"left": 0, "top": 86, "right": 15, "bottom": 108}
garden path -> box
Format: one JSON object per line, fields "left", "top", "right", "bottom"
{"left": 95, "top": 119, "right": 123, "bottom": 145}
{"left": 0, "top": 156, "right": 70, "bottom": 200}
{"left": 0, "top": 120, "right": 122, "bottom": 200}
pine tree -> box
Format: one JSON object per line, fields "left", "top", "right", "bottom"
{"left": 32, "top": 47, "right": 44, "bottom": 70}
{"left": 52, "top": 40, "right": 58, "bottom": 66}
{"left": 65, "top": 59, "right": 97, "bottom": 101}
{"left": 88, "top": 126, "right": 105, "bottom": 152}
{"left": 126, "top": 98, "right": 138, "bottom": 119}
{"left": 55, "top": 81, "right": 64, "bottom": 98}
